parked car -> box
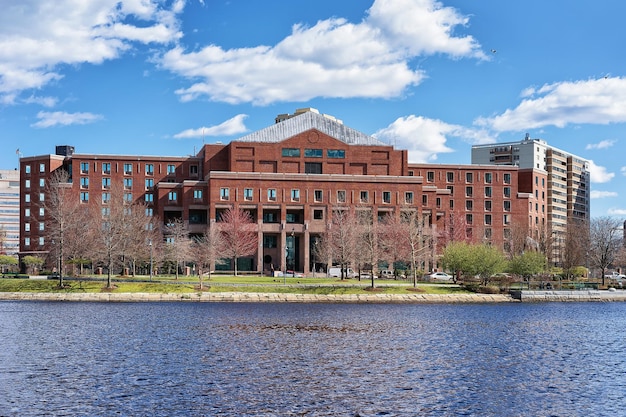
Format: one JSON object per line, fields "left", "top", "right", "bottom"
{"left": 379, "top": 269, "right": 395, "bottom": 279}
{"left": 275, "top": 270, "right": 303, "bottom": 277}
{"left": 329, "top": 267, "right": 357, "bottom": 278}
{"left": 428, "top": 272, "right": 453, "bottom": 281}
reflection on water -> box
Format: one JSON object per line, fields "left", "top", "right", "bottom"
{"left": 1, "top": 301, "right": 626, "bottom": 416}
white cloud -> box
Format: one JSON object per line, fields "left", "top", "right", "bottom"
{"left": 31, "top": 111, "right": 103, "bottom": 128}
{"left": 0, "top": 0, "right": 183, "bottom": 101}
{"left": 160, "top": 0, "right": 485, "bottom": 105}
{"left": 607, "top": 208, "right": 626, "bottom": 216}
{"left": 173, "top": 114, "right": 248, "bottom": 139}
{"left": 588, "top": 160, "right": 614, "bottom": 184}
{"left": 373, "top": 115, "right": 494, "bottom": 163}
{"left": 586, "top": 139, "right": 616, "bottom": 150}
{"left": 591, "top": 190, "right": 618, "bottom": 199}
{"left": 620, "top": 166, "right": 626, "bottom": 176}
{"left": 23, "top": 95, "right": 58, "bottom": 108}
{"left": 476, "top": 77, "right": 626, "bottom": 132}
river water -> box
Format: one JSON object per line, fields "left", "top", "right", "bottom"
{"left": 1, "top": 301, "right": 625, "bottom": 416}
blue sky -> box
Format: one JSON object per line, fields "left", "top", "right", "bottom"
{"left": 1, "top": 0, "right": 626, "bottom": 217}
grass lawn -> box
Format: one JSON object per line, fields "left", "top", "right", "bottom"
{"left": 0, "top": 275, "right": 469, "bottom": 295}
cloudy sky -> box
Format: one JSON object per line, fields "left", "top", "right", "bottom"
{"left": 1, "top": 0, "right": 626, "bottom": 217}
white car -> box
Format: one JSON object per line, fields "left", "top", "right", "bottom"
{"left": 428, "top": 272, "right": 453, "bottom": 281}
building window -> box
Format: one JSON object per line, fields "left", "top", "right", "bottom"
{"left": 268, "top": 189, "right": 277, "bottom": 201}
{"left": 146, "top": 164, "right": 154, "bottom": 175}
{"left": 485, "top": 172, "right": 492, "bottom": 184}
{"left": 360, "top": 191, "right": 368, "bottom": 203}
{"left": 503, "top": 173, "right": 511, "bottom": 184}
{"left": 124, "top": 178, "right": 132, "bottom": 189}
{"left": 466, "top": 200, "right": 473, "bottom": 211}
{"left": 39, "top": 178, "right": 45, "bottom": 187}
{"left": 337, "top": 190, "right": 346, "bottom": 203}
{"left": 383, "top": 191, "right": 391, "bottom": 204}
{"left": 24, "top": 237, "right": 30, "bottom": 247}
{"left": 25, "top": 208, "right": 30, "bottom": 217}
{"left": 39, "top": 193, "right": 45, "bottom": 202}
{"left": 25, "top": 165, "right": 31, "bottom": 174}
{"left": 25, "top": 179, "right": 31, "bottom": 189}
{"left": 243, "top": 188, "right": 253, "bottom": 201}
{"left": 146, "top": 208, "right": 153, "bottom": 217}
{"left": 145, "top": 193, "right": 153, "bottom": 203}
{"left": 305, "top": 162, "right": 322, "bottom": 174}
{"left": 405, "top": 192, "right": 414, "bottom": 204}
{"left": 124, "top": 163, "right": 133, "bottom": 175}
{"left": 286, "top": 213, "right": 299, "bottom": 223}
{"left": 291, "top": 189, "right": 300, "bottom": 201}
{"left": 190, "top": 165, "right": 198, "bottom": 175}
{"left": 446, "top": 172, "right": 454, "bottom": 182}
{"left": 168, "top": 191, "right": 177, "bottom": 202}
{"left": 282, "top": 148, "right": 300, "bottom": 157}
{"left": 39, "top": 237, "right": 44, "bottom": 246}
{"left": 39, "top": 163, "right": 45, "bottom": 173}
{"left": 102, "top": 163, "right": 111, "bottom": 174}
{"left": 427, "top": 171, "right": 435, "bottom": 182}
{"left": 263, "top": 235, "right": 278, "bottom": 248}
{"left": 124, "top": 193, "right": 132, "bottom": 202}
{"left": 80, "top": 162, "right": 89, "bottom": 174}
{"left": 485, "top": 200, "right": 492, "bottom": 211}
{"left": 167, "top": 164, "right": 176, "bottom": 174}
{"left": 192, "top": 189, "right": 202, "bottom": 200}
{"left": 102, "top": 178, "right": 111, "bottom": 189}
{"left": 485, "top": 214, "right": 492, "bottom": 225}
{"left": 449, "top": 200, "right": 454, "bottom": 209}
{"left": 220, "top": 188, "right": 229, "bottom": 200}
{"left": 80, "top": 177, "right": 89, "bottom": 189}
{"left": 102, "top": 192, "right": 110, "bottom": 204}
{"left": 25, "top": 223, "right": 30, "bottom": 232}
{"left": 436, "top": 197, "right": 441, "bottom": 208}
{"left": 465, "top": 186, "right": 473, "bottom": 197}
{"left": 485, "top": 228, "right": 492, "bottom": 239}
{"left": 422, "top": 195, "right": 427, "bottom": 205}
{"left": 39, "top": 208, "right": 44, "bottom": 217}
{"left": 504, "top": 200, "right": 511, "bottom": 212}
{"left": 466, "top": 214, "right": 473, "bottom": 224}
{"left": 304, "top": 149, "right": 323, "bottom": 157}
{"left": 485, "top": 186, "right": 492, "bottom": 197}
{"left": 504, "top": 187, "right": 511, "bottom": 198}
{"left": 102, "top": 207, "right": 110, "bottom": 216}
{"left": 466, "top": 172, "right": 473, "bottom": 183}
{"left": 314, "top": 190, "right": 323, "bottom": 202}
{"left": 327, "top": 149, "right": 345, "bottom": 159}
{"left": 504, "top": 214, "right": 511, "bottom": 225}
{"left": 80, "top": 192, "right": 89, "bottom": 202}
{"left": 25, "top": 194, "right": 30, "bottom": 203}
{"left": 313, "top": 209, "right": 324, "bottom": 220}
{"left": 145, "top": 178, "right": 153, "bottom": 189}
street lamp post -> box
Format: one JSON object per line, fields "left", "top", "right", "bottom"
{"left": 149, "top": 240, "right": 153, "bottom": 282}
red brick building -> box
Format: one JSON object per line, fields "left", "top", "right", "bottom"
{"left": 19, "top": 108, "right": 531, "bottom": 274}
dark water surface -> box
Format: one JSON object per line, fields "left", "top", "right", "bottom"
{"left": 1, "top": 301, "right": 625, "bottom": 416}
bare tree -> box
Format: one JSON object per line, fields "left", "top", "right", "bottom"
{"left": 90, "top": 183, "right": 149, "bottom": 289}
{"left": 164, "top": 217, "right": 192, "bottom": 280}
{"left": 588, "top": 216, "right": 622, "bottom": 286}
{"left": 218, "top": 207, "right": 258, "bottom": 276}
{"left": 401, "top": 210, "right": 433, "bottom": 287}
{"left": 379, "top": 212, "right": 410, "bottom": 279}
{"left": 355, "top": 209, "right": 380, "bottom": 288}
{"left": 191, "top": 223, "right": 224, "bottom": 289}
{"left": 327, "top": 208, "right": 359, "bottom": 280}
{"left": 560, "top": 219, "right": 589, "bottom": 279}
{"left": 43, "top": 169, "right": 90, "bottom": 287}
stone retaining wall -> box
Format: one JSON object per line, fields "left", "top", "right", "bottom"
{"left": 0, "top": 292, "right": 514, "bottom": 303}
{"left": 519, "top": 290, "right": 626, "bottom": 302}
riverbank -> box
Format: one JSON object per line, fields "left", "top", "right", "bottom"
{"left": 0, "top": 291, "right": 513, "bottom": 303}
{"left": 1, "top": 289, "right": 625, "bottom": 303}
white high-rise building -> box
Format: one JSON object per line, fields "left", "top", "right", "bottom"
{"left": 472, "top": 136, "right": 590, "bottom": 265}
{"left": 0, "top": 169, "right": 20, "bottom": 255}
